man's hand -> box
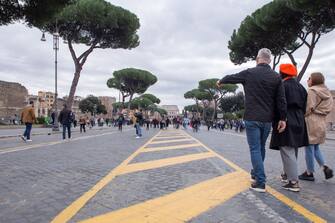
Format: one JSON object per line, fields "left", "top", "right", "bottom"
{"left": 277, "top": 120, "right": 286, "bottom": 133}
{"left": 216, "top": 80, "right": 222, "bottom": 88}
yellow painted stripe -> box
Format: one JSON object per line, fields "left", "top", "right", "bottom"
{"left": 50, "top": 131, "right": 161, "bottom": 223}
{"left": 183, "top": 131, "right": 244, "bottom": 172}
{"left": 156, "top": 133, "right": 187, "bottom": 137}
{"left": 183, "top": 130, "right": 327, "bottom": 223}
{"left": 153, "top": 135, "right": 190, "bottom": 140}
{"left": 119, "top": 152, "right": 215, "bottom": 175}
{"left": 149, "top": 138, "right": 195, "bottom": 144}
{"left": 80, "top": 171, "right": 249, "bottom": 223}
{"left": 267, "top": 187, "right": 327, "bottom": 223}
{"left": 142, "top": 143, "right": 202, "bottom": 153}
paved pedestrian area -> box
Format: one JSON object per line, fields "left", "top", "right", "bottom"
{"left": 0, "top": 127, "right": 334, "bottom": 222}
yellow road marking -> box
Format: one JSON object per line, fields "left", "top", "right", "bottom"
{"left": 80, "top": 171, "right": 249, "bottom": 223}
{"left": 142, "top": 143, "right": 202, "bottom": 153}
{"left": 183, "top": 130, "right": 327, "bottom": 223}
{"left": 119, "top": 152, "right": 215, "bottom": 175}
{"left": 149, "top": 138, "right": 195, "bottom": 144}
{"left": 51, "top": 131, "right": 161, "bottom": 223}
{"left": 156, "top": 134, "right": 187, "bottom": 137}
{"left": 153, "top": 135, "right": 190, "bottom": 140}
{"left": 267, "top": 187, "right": 327, "bottom": 223}
{"left": 52, "top": 129, "right": 327, "bottom": 223}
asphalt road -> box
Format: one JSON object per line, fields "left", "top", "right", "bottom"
{"left": 0, "top": 126, "right": 334, "bottom": 223}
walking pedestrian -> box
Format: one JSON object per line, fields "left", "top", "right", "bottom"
{"left": 20, "top": 101, "right": 36, "bottom": 142}
{"left": 58, "top": 104, "right": 73, "bottom": 140}
{"left": 217, "top": 48, "right": 287, "bottom": 192}
{"left": 270, "top": 64, "right": 309, "bottom": 192}
{"left": 134, "top": 110, "right": 143, "bottom": 138}
{"left": 117, "top": 114, "right": 124, "bottom": 131}
{"left": 299, "top": 72, "right": 334, "bottom": 181}
{"left": 79, "top": 116, "right": 86, "bottom": 133}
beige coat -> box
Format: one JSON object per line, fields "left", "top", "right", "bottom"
{"left": 305, "top": 85, "right": 333, "bottom": 144}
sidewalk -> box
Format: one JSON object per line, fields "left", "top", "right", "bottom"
{"left": 0, "top": 126, "right": 113, "bottom": 139}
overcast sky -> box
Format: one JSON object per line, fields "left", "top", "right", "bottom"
{"left": 0, "top": 0, "right": 334, "bottom": 110}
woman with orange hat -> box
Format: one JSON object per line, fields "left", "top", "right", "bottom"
{"left": 270, "top": 64, "right": 309, "bottom": 192}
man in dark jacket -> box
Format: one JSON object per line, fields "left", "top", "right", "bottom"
{"left": 134, "top": 110, "right": 143, "bottom": 138}
{"left": 270, "top": 64, "right": 309, "bottom": 192}
{"left": 217, "top": 48, "right": 287, "bottom": 192}
{"left": 58, "top": 104, "right": 73, "bottom": 140}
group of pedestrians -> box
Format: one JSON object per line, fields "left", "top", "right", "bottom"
{"left": 217, "top": 48, "right": 333, "bottom": 193}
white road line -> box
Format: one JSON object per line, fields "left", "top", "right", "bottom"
{"left": 242, "top": 191, "right": 289, "bottom": 223}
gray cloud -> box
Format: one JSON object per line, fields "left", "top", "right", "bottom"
{"left": 0, "top": 0, "right": 334, "bottom": 111}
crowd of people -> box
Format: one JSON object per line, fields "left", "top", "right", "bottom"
{"left": 217, "top": 48, "right": 334, "bottom": 193}
{"left": 18, "top": 48, "right": 334, "bottom": 194}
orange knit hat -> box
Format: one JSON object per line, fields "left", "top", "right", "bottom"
{"left": 279, "top": 64, "right": 297, "bottom": 76}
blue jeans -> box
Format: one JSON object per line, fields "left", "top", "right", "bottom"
{"left": 135, "top": 123, "right": 142, "bottom": 137}
{"left": 245, "top": 121, "right": 272, "bottom": 185}
{"left": 23, "top": 123, "right": 33, "bottom": 140}
{"left": 305, "top": 144, "right": 325, "bottom": 173}
{"left": 62, "top": 123, "right": 71, "bottom": 139}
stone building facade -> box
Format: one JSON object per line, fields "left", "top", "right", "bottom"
{"left": 161, "top": 105, "right": 180, "bottom": 119}
{"left": 99, "top": 96, "right": 116, "bottom": 119}
{"left": 0, "top": 81, "right": 28, "bottom": 123}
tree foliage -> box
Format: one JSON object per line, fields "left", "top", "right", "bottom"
{"left": 40, "top": 0, "right": 140, "bottom": 108}
{"left": 79, "top": 95, "right": 107, "bottom": 115}
{"left": 0, "top": 0, "right": 70, "bottom": 26}
{"left": 219, "top": 92, "right": 245, "bottom": 113}
{"left": 107, "top": 68, "right": 157, "bottom": 111}
{"left": 184, "top": 104, "right": 203, "bottom": 113}
{"left": 198, "top": 78, "right": 237, "bottom": 121}
{"left": 228, "top": 0, "right": 335, "bottom": 80}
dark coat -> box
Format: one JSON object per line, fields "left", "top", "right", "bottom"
{"left": 58, "top": 109, "right": 72, "bottom": 125}
{"left": 270, "top": 78, "right": 309, "bottom": 150}
{"left": 219, "top": 63, "right": 287, "bottom": 122}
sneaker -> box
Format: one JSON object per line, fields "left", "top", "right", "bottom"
{"left": 26, "top": 139, "right": 32, "bottom": 142}
{"left": 250, "top": 175, "right": 256, "bottom": 183}
{"left": 298, "top": 171, "right": 315, "bottom": 181}
{"left": 282, "top": 181, "right": 300, "bottom": 192}
{"left": 250, "top": 182, "right": 266, "bottom": 193}
{"left": 20, "top": 135, "right": 26, "bottom": 142}
{"left": 324, "top": 166, "right": 334, "bottom": 180}
{"left": 136, "top": 136, "right": 141, "bottom": 139}
{"left": 281, "top": 173, "right": 288, "bottom": 183}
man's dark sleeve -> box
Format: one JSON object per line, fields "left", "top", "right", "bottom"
{"left": 276, "top": 80, "right": 287, "bottom": 121}
{"left": 218, "top": 69, "right": 248, "bottom": 85}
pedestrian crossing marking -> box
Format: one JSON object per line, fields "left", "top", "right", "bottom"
{"left": 79, "top": 171, "right": 249, "bottom": 223}
{"left": 153, "top": 135, "right": 190, "bottom": 139}
{"left": 51, "top": 129, "right": 327, "bottom": 223}
{"left": 142, "top": 143, "right": 202, "bottom": 152}
{"left": 118, "top": 152, "right": 215, "bottom": 175}
{"left": 149, "top": 138, "right": 195, "bottom": 144}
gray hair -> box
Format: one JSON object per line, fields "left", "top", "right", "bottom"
{"left": 257, "top": 48, "right": 272, "bottom": 64}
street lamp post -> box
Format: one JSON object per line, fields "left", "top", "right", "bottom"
{"left": 41, "top": 27, "right": 60, "bottom": 131}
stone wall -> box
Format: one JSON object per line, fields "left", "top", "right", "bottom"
{"left": 0, "top": 81, "right": 28, "bottom": 122}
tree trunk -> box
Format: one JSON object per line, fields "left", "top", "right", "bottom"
{"left": 212, "top": 100, "right": 217, "bottom": 121}
{"left": 67, "top": 67, "right": 81, "bottom": 108}
{"left": 195, "top": 99, "right": 199, "bottom": 117}
{"left": 297, "top": 33, "right": 317, "bottom": 82}
{"left": 272, "top": 54, "right": 281, "bottom": 70}
{"left": 127, "top": 93, "right": 134, "bottom": 113}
